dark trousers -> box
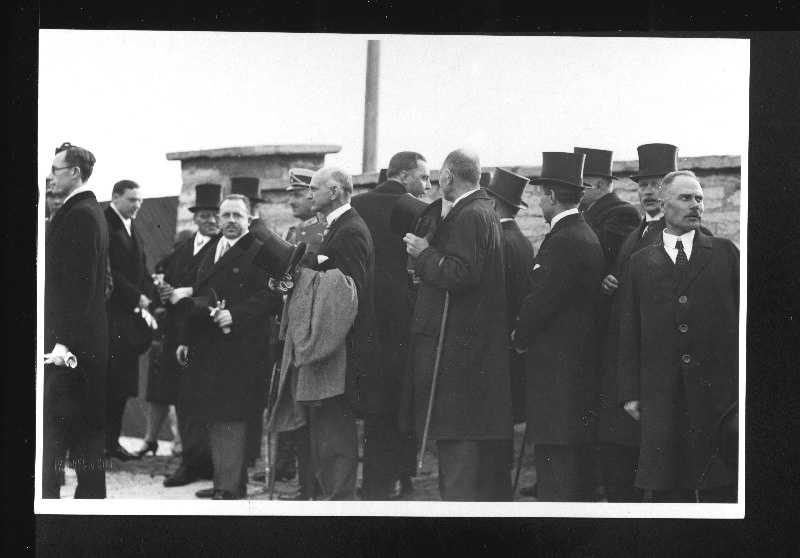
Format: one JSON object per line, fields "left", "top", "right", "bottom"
{"left": 245, "top": 406, "right": 263, "bottom": 465}
{"left": 651, "top": 484, "right": 737, "bottom": 503}
{"left": 599, "top": 441, "right": 643, "bottom": 503}
{"left": 309, "top": 395, "right": 358, "bottom": 501}
{"left": 104, "top": 386, "right": 129, "bottom": 449}
{"left": 436, "top": 439, "right": 513, "bottom": 501}
{"left": 175, "top": 374, "right": 212, "bottom": 477}
{"left": 362, "top": 412, "right": 403, "bottom": 499}
{"left": 278, "top": 423, "right": 316, "bottom": 497}
{"left": 42, "top": 413, "right": 106, "bottom": 499}
{"left": 534, "top": 443, "right": 595, "bottom": 502}
{"left": 210, "top": 421, "right": 248, "bottom": 498}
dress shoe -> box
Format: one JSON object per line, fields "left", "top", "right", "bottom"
{"left": 518, "top": 483, "right": 538, "bottom": 498}
{"left": 278, "top": 491, "right": 312, "bottom": 501}
{"left": 212, "top": 489, "right": 239, "bottom": 500}
{"left": 163, "top": 467, "right": 198, "bottom": 487}
{"left": 105, "top": 445, "right": 141, "bottom": 462}
{"left": 136, "top": 440, "right": 158, "bottom": 457}
{"left": 274, "top": 465, "right": 297, "bottom": 482}
{"left": 195, "top": 487, "right": 216, "bottom": 498}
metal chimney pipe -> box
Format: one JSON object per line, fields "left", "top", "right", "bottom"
{"left": 362, "top": 40, "right": 380, "bottom": 173}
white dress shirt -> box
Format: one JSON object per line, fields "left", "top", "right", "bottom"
{"left": 62, "top": 184, "right": 92, "bottom": 205}
{"left": 550, "top": 207, "right": 579, "bottom": 228}
{"left": 193, "top": 232, "right": 211, "bottom": 256}
{"left": 662, "top": 229, "right": 696, "bottom": 264}
{"left": 110, "top": 201, "right": 132, "bottom": 236}
{"left": 325, "top": 202, "right": 351, "bottom": 226}
{"left": 214, "top": 233, "right": 244, "bottom": 263}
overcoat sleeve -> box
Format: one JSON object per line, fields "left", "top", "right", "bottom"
{"left": 225, "top": 267, "right": 277, "bottom": 337}
{"left": 616, "top": 259, "right": 641, "bottom": 404}
{"left": 324, "top": 227, "right": 370, "bottom": 304}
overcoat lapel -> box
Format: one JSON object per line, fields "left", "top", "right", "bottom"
{"left": 316, "top": 208, "right": 355, "bottom": 255}
{"left": 195, "top": 237, "right": 247, "bottom": 287}
{"left": 677, "top": 232, "right": 714, "bottom": 293}
{"left": 649, "top": 241, "right": 682, "bottom": 283}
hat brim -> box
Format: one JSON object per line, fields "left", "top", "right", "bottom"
{"left": 285, "top": 185, "right": 308, "bottom": 192}
{"left": 629, "top": 172, "right": 671, "bottom": 182}
{"left": 483, "top": 188, "right": 529, "bottom": 210}
{"left": 189, "top": 206, "right": 220, "bottom": 213}
{"left": 529, "top": 177, "right": 588, "bottom": 189}
{"left": 584, "top": 173, "right": 620, "bottom": 181}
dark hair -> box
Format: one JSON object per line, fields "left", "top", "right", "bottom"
{"left": 387, "top": 152, "right": 426, "bottom": 179}
{"left": 540, "top": 183, "right": 584, "bottom": 206}
{"left": 56, "top": 142, "right": 96, "bottom": 181}
{"left": 442, "top": 149, "right": 481, "bottom": 184}
{"left": 112, "top": 179, "right": 141, "bottom": 196}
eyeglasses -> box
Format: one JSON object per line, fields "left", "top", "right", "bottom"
{"left": 51, "top": 165, "right": 76, "bottom": 174}
{"left": 637, "top": 181, "right": 663, "bottom": 190}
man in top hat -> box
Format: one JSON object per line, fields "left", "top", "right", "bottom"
{"left": 304, "top": 166, "right": 382, "bottom": 500}
{"left": 617, "top": 170, "right": 738, "bottom": 503}
{"left": 402, "top": 149, "right": 513, "bottom": 501}
{"left": 43, "top": 142, "right": 109, "bottom": 498}
{"left": 159, "top": 183, "right": 222, "bottom": 488}
{"left": 482, "top": 167, "right": 535, "bottom": 431}
{"left": 266, "top": 167, "right": 327, "bottom": 499}
{"left": 104, "top": 178, "right": 155, "bottom": 461}
{"left": 175, "top": 194, "right": 281, "bottom": 499}
{"left": 512, "top": 151, "right": 605, "bottom": 501}
{"left": 350, "top": 151, "right": 430, "bottom": 500}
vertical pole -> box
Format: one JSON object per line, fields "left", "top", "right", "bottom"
{"left": 362, "top": 40, "right": 380, "bottom": 173}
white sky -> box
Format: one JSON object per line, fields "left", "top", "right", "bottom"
{"left": 38, "top": 32, "right": 749, "bottom": 201}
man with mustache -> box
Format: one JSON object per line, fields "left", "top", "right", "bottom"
{"left": 617, "top": 170, "right": 738, "bottom": 503}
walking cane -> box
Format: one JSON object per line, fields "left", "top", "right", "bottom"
{"left": 512, "top": 423, "right": 528, "bottom": 499}
{"left": 265, "top": 360, "right": 280, "bottom": 500}
{"left": 417, "top": 291, "right": 450, "bottom": 470}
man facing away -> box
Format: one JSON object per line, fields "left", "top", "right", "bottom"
{"left": 618, "top": 170, "right": 739, "bottom": 503}
{"left": 351, "top": 151, "right": 430, "bottom": 500}
{"left": 42, "top": 142, "right": 109, "bottom": 498}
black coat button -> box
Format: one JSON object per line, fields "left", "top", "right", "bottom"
{"left": 233, "top": 267, "right": 240, "bottom": 273}
{"left": 678, "top": 295, "right": 688, "bottom": 303}
{"left": 682, "top": 354, "right": 691, "bottom": 364}
{"left": 679, "top": 324, "right": 689, "bottom": 333}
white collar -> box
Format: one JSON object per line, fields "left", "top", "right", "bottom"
{"left": 195, "top": 231, "right": 211, "bottom": 245}
{"left": 662, "top": 228, "right": 695, "bottom": 249}
{"left": 223, "top": 233, "right": 245, "bottom": 247}
{"left": 451, "top": 188, "right": 478, "bottom": 209}
{"left": 550, "top": 207, "right": 579, "bottom": 228}
{"left": 500, "top": 217, "right": 515, "bottom": 223}
{"left": 63, "top": 184, "right": 92, "bottom": 204}
{"left": 110, "top": 201, "right": 132, "bottom": 234}
{"left": 645, "top": 211, "right": 664, "bottom": 222}
{"left": 326, "top": 203, "right": 351, "bottom": 225}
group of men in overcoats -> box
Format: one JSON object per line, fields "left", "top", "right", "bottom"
{"left": 42, "top": 140, "right": 739, "bottom": 503}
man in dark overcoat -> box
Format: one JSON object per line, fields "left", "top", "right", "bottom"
{"left": 176, "top": 194, "right": 279, "bottom": 500}
{"left": 42, "top": 142, "right": 109, "bottom": 498}
{"left": 351, "top": 151, "right": 430, "bottom": 500}
{"left": 618, "top": 170, "right": 738, "bottom": 503}
{"left": 104, "top": 179, "right": 154, "bottom": 461}
{"left": 512, "top": 152, "right": 605, "bottom": 502}
{"left": 159, "top": 183, "right": 222, "bottom": 488}
{"left": 402, "top": 149, "right": 513, "bottom": 502}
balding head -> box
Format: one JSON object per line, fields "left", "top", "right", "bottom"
{"left": 308, "top": 166, "right": 353, "bottom": 217}
{"left": 440, "top": 148, "right": 481, "bottom": 202}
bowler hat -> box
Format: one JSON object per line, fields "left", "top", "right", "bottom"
{"left": 483, "top": 167, "right": 529, "bottom": 210}
{"left": 574, "top": 147, "right": 619, "bottom": 181}
{"left": 230, "top": 176, "right": 265, "bottom": 204}
{"left": 530, "top": 152, "right": 588, "bottom": 189}
{"left": 174, "top": 286, "right": 220, "bottom": 317}
{"left": 286, "top": 168, "right": 315, "bottom": 191}
{"left": 378, "top": 168, "right": 388, "bottom": 184}
{"left": 44, "top": 363, "right": 89, "bottom": 421}
{"left": 630, "top": 143, "right": 679, "bottom": 182}
{"left": 189, "top": 183, "right": 222, "bottom": 212}
{"left": 479, "top": 171, "right": 492, "bottom": 189}
{"left": 390, "top": 193, "right": 429, "bottom": 236}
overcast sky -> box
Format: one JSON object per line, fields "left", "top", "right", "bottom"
{"left": 38, "top": 32, "right": 749, "bottom": 201}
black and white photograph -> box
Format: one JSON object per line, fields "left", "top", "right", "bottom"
{"left": 35, "top": 31, "right": 747, "bottom": 519}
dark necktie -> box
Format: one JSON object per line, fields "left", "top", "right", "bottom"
{"left": 641, "top": 221, "right": 653, "bottom": 239}
{"left": 675, "top": 240, "right": 689, "bottom": 271}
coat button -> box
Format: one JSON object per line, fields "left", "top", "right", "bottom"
{"left": 233, "top": 267, "right": 239, "bottom": 273}
{"left": 678, "top": 295, "right": 688, "bottom": 303}
{"left": 679, "top": 324, "right": 689, "bottom": 333}
{"left": 682, "top": 354, "right": 692, "bottom": 364}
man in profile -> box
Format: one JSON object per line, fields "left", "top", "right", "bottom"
{"left": 43, "top": 142, "right": 109, "bottom": 498}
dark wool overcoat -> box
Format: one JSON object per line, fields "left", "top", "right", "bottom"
{"left": 351, "top": 180, "right": 416, "bottom": 415}
{"left": 181, "top": 233, "right": 279, "bottom": 423}
{"left": 583, "top": 192, "right": 642, "bottom": 275}
{"left": 513, "top": 212, "right": 605, "bottom": 445}
{"left": 45, "top": 191, "right": 110, "bottom": 427}
{"left": 401, "top": 189, "right": 513, "bottom": 441}
{"left": 617, "top": 232, "right": 739, "bottom": 490}
{"left": 314, "top": 207, "right": 382, "bottom": 414}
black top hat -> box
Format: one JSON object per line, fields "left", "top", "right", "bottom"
{"left": 286, "top": 168, "right": 315, "bottom": 192}
{"left": 479, "top": 171, "right": 492, "bottom": 189}
{"left": 174, "top": 286, "right": 219, "bottom": 317}
{"left": 483, "top": 167, "right": 529, "bottom": 210}
{"left": 573, "top": 147, "right": 619, "bottom": 181}
{"left": 189, "top": 183, "right": 222, "bottom": 212}
{"left": 390, "top": 193, "right": 429, "bottom": 236}
{"left": 630, "top": 143, "right": 679, "bottom": 182}
{"left": 256, "top": 228, "right": 308, "bottom": 279}
{"left": 44, "top": 363, "right": 89, "bottom": 421}
{"left": 530, "top": 152, "right": 587, "bottom": 189}
{"left": 230, "top": 177, "right": 265, "bottom": 203}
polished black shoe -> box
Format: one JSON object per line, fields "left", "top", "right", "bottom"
{"left": 163, "top": 467, "right": 198, "bottom": 487}
{"left": 278, "top": 491, "right": 312, "bottom": 501}
{"left": 518, "top": 483, "right": 538, "bottom": 498}
{"left": 274, "top": 466, "right": 297, "bottom": 482}
{"left": 105, "top": 445, "right": 141, "bottom": 462}
{"left": 212, "top": 489, "right": 239, "bottom": 500}
{"left": 195, "top": 487, "right": 216, "bottom": 498}
{"left": 136, "top": 440, "right": 158, "bottom": 457}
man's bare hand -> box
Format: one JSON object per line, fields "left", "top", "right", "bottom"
{"left": 404, "top": 233, "right": 429, "bottom": 258}
{"left": 623, "top": 400, "right": 641, "bottom": 421}
{"left": 213, "top": 309, "right": 232, "bottom": 329}
{"left": 157, "top": 282, "right": 175, "bottom": 304}
{"left": 601, "top": 274, "right": 619, "bottom": 295}
{"left": 176, "top": 345, "right": 189, "bottom": 366}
